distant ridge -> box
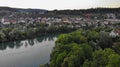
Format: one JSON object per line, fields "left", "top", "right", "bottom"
{"left": 0, "top": 6, "right": 120, "bottom": 16}
{"left": 47, "top": 8, "right": 120, "bottom": 15}
{"left": 0, "top": 6, "right": 48, "bottom": 13}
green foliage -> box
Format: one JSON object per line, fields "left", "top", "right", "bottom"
{"left": 112, "top": 42, "right": 120, "bottom": 54}
{"left": 51, "top": 29, "right": 120, "bottom": 67}
{"left": 0, "top": 25, "right": 77, "bottom": 42}
{"left": 83, "top": 60, "right": 91, "bottom": 67}
{"left": 87, "top": 30, "right": 99, "bottom": 42}
{"left": 106, "top": 54, "right": 120, "bottom": 67}
{"left": 0, "top": 32, "right": 6, "bottom": 41}
{"left": 56, "top": 52, "right": 67, "bottom": 67}
{"left": 26, "top": 28, "right": 36, "bottom": 38}
{"left": 91, "top": 48, "right": 115, "bottom": 67}
{"left": 56, "top": 30, "right": 87, "bottom": 44}
{"left": 83, "top": 48, "right": 118, "bottom": 67}
{"left": 50, "top": 42, "right": 93, "bottom": 67}
{"left": 97, "top": 31, "right": 113, "bottom": 49}
{"left": 56, "top": 34, "right": 71, "bottom": 44}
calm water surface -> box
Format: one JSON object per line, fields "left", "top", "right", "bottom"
{"left": 0, "top": 35, "right": 58, "bottom": 67}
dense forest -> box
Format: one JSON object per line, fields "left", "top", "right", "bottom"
{"left": 41, "top": 28, "right": 120, "bottom": 67}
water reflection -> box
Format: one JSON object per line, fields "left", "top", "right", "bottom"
{"left": 0, "top": 34, "right": 58, "bottom": 67}
{"left": 0, "top": 34, "right": 58, "bottom": 50}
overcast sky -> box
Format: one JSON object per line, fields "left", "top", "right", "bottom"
{"left": 0, "top": 0, "right": 120, "bottom": 10}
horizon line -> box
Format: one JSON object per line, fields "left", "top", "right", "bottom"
{"left": 0, "top": 6, "right": 120, "bottom": 11}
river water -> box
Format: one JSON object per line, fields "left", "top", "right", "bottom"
{"left": 0, "top": 34, "right": 58, "bottom": 67}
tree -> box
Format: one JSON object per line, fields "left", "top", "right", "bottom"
{"left": 97, "top": 31, "right": 113, "bottom": 49}
{"left": 87, "top": 30, "right": 99, "bottom": 42}
{"left": 26, "top": 28, "right": 36, "bottom": 38}
{"left": 112, "top": 42, "right": 120, "bottom": 54}
{"left": 50, "top": 42, "right": 93, "bottom": 67}
{"left": 83, "top": 48, "right": 116, "bottom": 67}
{"left": 55, "top": 34, "right": 71, "bottom": 44}
{"left": 106, "top": 54, "right": 120, "bottom": 67}
{"left": 56, "top": 52, "right": 67, "bottom": 67}
{"left": 0, "top": 32, "right": 6, "bottom": 41}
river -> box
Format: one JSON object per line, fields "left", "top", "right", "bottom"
{"left": 0, "top": 34, "right": 58, "bottom": 67}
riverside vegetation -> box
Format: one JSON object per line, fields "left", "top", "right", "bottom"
{"left": 0, "top": 23, "right": 77, "bottom": 42}
{"left": 41, "top": 28, "right": 120, "bottom": 67}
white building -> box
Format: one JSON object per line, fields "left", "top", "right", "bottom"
{"left": 1, "top": 17, "right": 10, "bottom": 24}
{"left": 109, "top": 30, "right": 119, "bottom": 38}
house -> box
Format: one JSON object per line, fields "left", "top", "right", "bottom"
{"left": 18, "top": 20, "right": 26, "bottom": 23}
{"left": 11, "top": 20, "right": 17, "bottom": 24}
{"left": 105, "top": 19, "right": 120, "bottom": 24}
{"left": 18, "top": 18, "right": 26, "bottom": 23}
{"left": 109, "top": 30, "right": 120, "bottom": 38}
{"left": 1, "top": 17, "right": 10, "bottom": 24}
{"left": 41, "top": 17, "right": 47, "bottom": 23}
{"left": 62, "top": 18, "right": 71, "bottom": 24}
{"left": 104, "top": 21, "right": 109, "bottom": 25}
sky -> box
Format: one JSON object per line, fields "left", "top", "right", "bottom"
{"left": 0, "top": 0, "right": 120, "bottom": 10}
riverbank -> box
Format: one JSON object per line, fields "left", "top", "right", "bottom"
{"left": 0, "top": 24, "right": 78, "bottom": 42}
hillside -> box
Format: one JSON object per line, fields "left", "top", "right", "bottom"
{"left": 46, "top": 8, "right": 120, "bottom": 15}
{"left": 0, "top": 7, "right": 48, "bottom": 16}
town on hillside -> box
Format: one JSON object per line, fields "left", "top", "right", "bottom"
{"left": 0, "top": 7, "right": 120, "bottom": 39}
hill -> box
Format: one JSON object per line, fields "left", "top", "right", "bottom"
{"left": 46, "top": 8, "right": 120, "bottom": 15}
{"left": 0, "top": 7, "right": 48, "bottom": 16}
